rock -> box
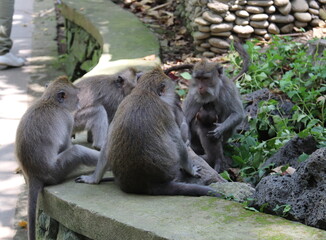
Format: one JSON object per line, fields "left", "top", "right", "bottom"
{"left": 224, "top": 12, "right": 236, "bottom": 22}
{"left": 238, "top": 33, "right": 252, "bottom": 38}
{"left": 211, "top": 23, "right": 233, "bottom": 33}
{"left": 307, "top": 39, "right": 326, "bottom": 66}
{"left": 177, "top": 147, "right": 227, "bottom": 185}
{"left": 294, "top": 12, "right": 312, "bottom": 22}
{"left": 202, "top": 11, "right": 223, "bottom": 24}
{"left": 210, "top": 182, "right": 255, "bottom": 202}
{"left": 202, "top": 51, "right": 215, "bottom": 58}
{"left": 280, "top": 23, "right": 294, "bottom": 33}
{"left": 236, "top": 17, "right": 250, "bottom": 25}
{"left": 252, "top": 148, "right": 326, "bottom": 230}
{"left": 195, "top": 17, "right": 210, "bottom": 26}
{"left": 319, "top": 8, "right": 326, "bottom": 20}
{"left": 233, "top": 25, "right": 254, "bottom": 34}
{"left": 208, "top": 38, "right": 230, "bottom": 49}
{"left": 295, "top": 21, "right": 308, "bottom": 27}
{"left": 198, "top": 25, "right": 211, "bottom": 32}
{"left": 254, "top": 28, "right": 267, "bottom": 35}
{"left": 310, "top": 18, "right": 326, "bottom": 27}
{"left": 200, "top": 42, "right": 210, "bottom": 48}
{"left": 250, "top": 13, "right": 269, "bottom": 21}
{"left": 193, "top": 31, "right": 210, "bottom": 40}
{"left": 210, "top": 47, "right": 229, "bottom": 54}
{"left": 265, "top": 5, "right": 276, "bottom": 14}
{"left": 268, "top": 23, "right": 280, "bottom": 34}
{"left": 230, "top": 4, "right": 244, "bottom": 11}
{"left": 274, "top": 0, "right": 289, "bottom": 6}
{"left": 247, "top": 0, "right": 273, "bottom": 7}
{"left": 245, "top": 6, "right": 264, "bottom": 13}
{"left": 308, "top": 8, "right": 320, "bottom": 15}
{"left": 278, "top": 2, "right": 292, "bottom": 15}
{"left": 269, "top": 14, "right": 295, "bottom": 23}
{"left": 211, "top": 31, "right": 232, "bottom": 37}
{"left": 309, "top": 0, "right": 320, "bottom": 9}
{"left": 291, "top": 0, "right": 309, "bottom": 12}
{"left": 264, "top": 33, "right": 272, "bottom": 40}
{"left": 250, "top": 20, "right": 269, "bottom": 28}
{"left": 207, "top": 2, "right": 229, "bottom": 13}
{"left": 235, "top": 10, "right": 250, "bottom": 17}
{"left": 319, "top": 0, "right": 326, "bottom": 3}
{"left": 262, "top": 136, "right": 318, "bottom": 169}
{"left": 196, "top": 46, "right": 206, "bottom": 52}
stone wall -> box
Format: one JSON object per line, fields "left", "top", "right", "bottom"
{"left": 64, "top": 20, "right": 102, "bottom": 81}
{"left": 177, "top": 0, "right": 326, "bottom": 57}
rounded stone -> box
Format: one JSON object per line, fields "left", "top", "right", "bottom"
{"left": 207, "top": 2, "right": 229, "bottom": 13}
{"left": 235, "top": 10, "right": 250, "bottom": 17}
{"left": 224, "top": 13, "right": 236, "bottom": 22}
{"left": 265, "top": 5, "right": 276, "bottom": 14}
{"left": 250, "top": 14, "right": 269, "bottom": 21}
{"left": 247, "top": 0, "right": 273, "bottom": 7}
{"left": 211, "top": 31, "right": 232, "bottom": 37}
{"left": 238, "top": 33, "right": 252, "bottom": 38}
{"left": 196, "top": 46, "right": 206, "bottom": 52}
{"left": 310, "top": 18, "right": 326, "bottom": 27}
{"left": 195, "top": 17, "right": 210, "bottom": 26}
{"left": 198, "top": 25, "right": 211, "bottom": 32}
{"left": 308, "top": 8, "right": 320, "bottom": 15}
{"left": 233, "top": 25, "right": 254, "bottom": 34}
{"left": 319, "top": 9, "right": 326, "bottom": 20}
{"left": 254, "top": 28, "right": 268, "bottom": 35}
{"left": 211, "top": 23, "right": 233, "bottom": 33}
{"left": 202, "top": 51, "right": 215, "bottom": 58}
{"left": 193, "top": 31, "right": 210, "bottom": 40}
{"left": 294, "top": 21, "right": 308, "bottom": 27}
{"left": 274, "top": 0, "right": 289, "bottom": 7}
{"left": 264, "top": 33, "right": 272, "bottom": 40}
{"left": 208, "top": 38, "right": 230, "bottom": 49}
{"left": 278, "top": 3, "right": 292, "bottom": 15}
{"left": 280, "top": 23, "right": 294, "bottom": 33}
{"left": 294, "top": 12, "right": 312, "bottom": 22}
{"left": 308, "top": 0, "right": 319, "bottom": 9}
{"left": 319, "top": 0, "right": 326, "bottom": 3}
{"left": 200, "top": 42, "right": 211, "bottom": 48}
{"left": 250, "top": 20, "right": 269, "bottom": 28}
{"left": 291, "top": 0, "right": 309, "bottom": 12}
{"left": 236, "top": 17, "right": 250, "bottom": 25}
{"left": 230, "top": 5, "right": 244, "bottom": 11}
{"left": 269, "top": 14, "right": 295, "bottom": 23}
{"left": 268, "top": 23, "right": 280, "bottom": 34}
{"left": 202, "top": 11, "right": 223, "bottom": 24}
{"left": 245, "top": 6, "right": 264, "bottom": 13}
{"left": 210, "top": 47, "right": 228, "bottom": 54}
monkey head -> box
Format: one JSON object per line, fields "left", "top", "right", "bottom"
{"left": 115, "top": 67, "right": 141, "bottom": 96}
{"left": 137, "top": 66, "right": 176, "bottom": 107}
{"left": 43, "top": 76, "right": 80, "bottom": 112}
{"left": 192, "top": 59, "right": 224, "bottom": 103}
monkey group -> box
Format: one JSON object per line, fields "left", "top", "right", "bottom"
{"left": 15, "top": 41, "right": 249, "bottom": 240}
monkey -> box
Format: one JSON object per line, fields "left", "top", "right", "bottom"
{"left": 75, "top": 67, "right": 223, "bottom": 198}
{"left": 182, "top": 41, "right": 249, "bottom": 172}
{"left": 192, "top": 103, "right": 226, "bottom": 172}
{"left": 73, "top": 68, "right": 141, "bottom": 150}
{"left": 15, "top": 76, "right": 100, "bottom": 240}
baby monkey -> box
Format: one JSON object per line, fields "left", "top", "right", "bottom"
{"left": 15, "top": 76, "right": 100, "bottom": 240}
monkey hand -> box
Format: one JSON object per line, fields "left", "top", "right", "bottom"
{"left": 192, "top": 165, "right": 202, "bottom": 178}
{"left": 207, "top": 124, "right": 223, "bottom": 139}
{"left": 75, "top": 174, "right": 99, "bottom": 184}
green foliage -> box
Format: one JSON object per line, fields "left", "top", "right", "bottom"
{"left": 273, "top": 204, "right": 292, "bottom": 217}
{"left": 226, "top": 36, "right": 326, "bottom": 185}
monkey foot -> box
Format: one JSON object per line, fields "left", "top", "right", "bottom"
{"left": 75, "top": 175, "right": 98, "bottom": 184}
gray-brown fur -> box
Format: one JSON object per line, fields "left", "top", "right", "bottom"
{"left": 15, "top": 76, "right": 100, "bottom": 240}
{"left": 75, "top": 67, "right": 222, "bottom": 197}
{"left": 183, "top": 42, "right": 249, "bottom": 172}
{"left": 73, "top": 68, "right": 138, "bottom": 150}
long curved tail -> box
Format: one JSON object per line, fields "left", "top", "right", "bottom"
{"left": 231, "top": 41, "right": 250, "bottom": 82}
{"left": 27, "top": 178, "right": 43, "bottom": 240}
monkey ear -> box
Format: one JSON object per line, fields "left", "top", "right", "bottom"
{"left": 217, "top": 65, "right": 224, "bottom": 75}
{"left": 56, "top": 90, "right": 66, "bottom": 103}
{"left": 136, "top": 72, "right": 143, "bottom": 81}
{"left": 157, "top": 82, "right": 166, "bottom": 96}
{"left": 115, "top": 76, "right": 125, "bottom": 87}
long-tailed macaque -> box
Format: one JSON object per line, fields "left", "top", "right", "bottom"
{"left": 73, "top": 68, "right": 140, "bottom": 150}
{"left": 183, "top": 41, "right": 249, "bottom": 172}
{"left": 75, "top": 67, "right": 222, "bottom": 197}
{"left": 15, "top": 76, "right": 100, "bottom": 240}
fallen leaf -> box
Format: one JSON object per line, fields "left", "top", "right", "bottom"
{"left": 18, "top": 221, "right": 28, "bottom": 229}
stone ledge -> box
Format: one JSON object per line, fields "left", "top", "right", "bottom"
{"left": 60, "top": 0, "right": 161, "bottom": 76}
{"left": 38, "top": 169, "right": 326, "bottom": 240}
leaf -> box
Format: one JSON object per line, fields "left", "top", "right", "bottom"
{"left": 220, "top": 171, "right": 232, "bottom": 181}
{"left": 298, "top": 153, "right": 309, "bottom": 163}
{"left": 18, "top": 220, "right": 28, "bottom": 228}
{"left": 180, "top": 72, "right": 192, "bottom": 80}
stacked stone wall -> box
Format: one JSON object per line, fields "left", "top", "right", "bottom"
{"left": 177, "top": 0, "right": 326, "bottom": 57}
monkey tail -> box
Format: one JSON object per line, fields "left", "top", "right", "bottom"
{"left": 163, "top": 64, "right": 194, "bottom": 75}
{"left": 149, "top": 181, "right": 223, "bottom": 198}
{"left": 27, "top": 178, "right": 43, "bottom": 240}
{"left": 231, "top": 41, "right": 250, "bottom": 82}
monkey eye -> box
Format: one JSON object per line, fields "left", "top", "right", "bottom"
{"left": 157, "top": 82, "right": 166, "bottom": 96}
{"left": 57, "top": 90, "right": 66, "bottom": 103}
{"left": 115, "top": 76, "right": 125, "bottom": 87}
